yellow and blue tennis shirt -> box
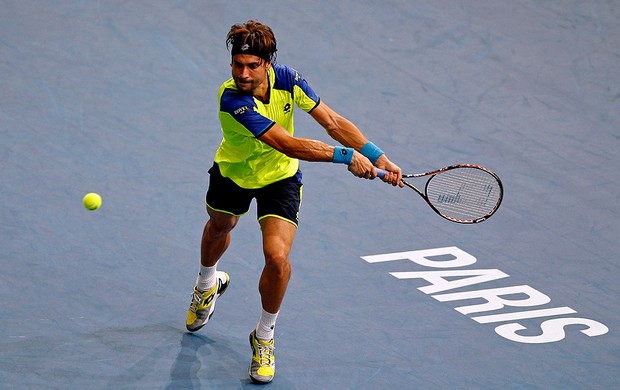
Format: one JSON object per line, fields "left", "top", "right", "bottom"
{"left": 215, "top": 63, "right": 320, "bottom": 189}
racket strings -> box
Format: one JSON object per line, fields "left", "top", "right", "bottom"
{"left": 425, "top": 167, "right": 502, "bottom": 222}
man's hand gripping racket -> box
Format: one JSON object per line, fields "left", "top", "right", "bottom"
{"left": 377, "top": 164, "right": 504, "bottom": 224}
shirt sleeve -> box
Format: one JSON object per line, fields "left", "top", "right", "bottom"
{"left": 272, "top": 64, "right": 320, "bottom": 113}
{"left": 220, "top": 88, "right": 275, "bottom": 137}
{"left": 293, "top": 70, "right": 320, "bottom": 113}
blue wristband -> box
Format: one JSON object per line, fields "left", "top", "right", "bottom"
{"left": 333, "top": 146, "right": 354, "bottom": 165}
{"left": 360, "top": 142, "right": 384, "bottom": 164}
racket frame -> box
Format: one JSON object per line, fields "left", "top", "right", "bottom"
{"left": 400, "top": 164, "right": 503, "bottom": 224}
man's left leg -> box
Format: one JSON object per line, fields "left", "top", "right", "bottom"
{"left": 249, "top": 217, "right": 296, "bottom": 384}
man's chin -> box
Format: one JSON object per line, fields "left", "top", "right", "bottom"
{"left": 235, "top": 82, "right": 252, "bottom": 92}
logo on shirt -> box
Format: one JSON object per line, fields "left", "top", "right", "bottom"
{"left": 234, "top": 105, "right": 250, "bottom": 116}
{"left": 283, "top": 103, "right": 291, "bottom": 114}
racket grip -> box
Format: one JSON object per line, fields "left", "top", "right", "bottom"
{"left": 375, "top": 168, "right": 388, "bottom": 179}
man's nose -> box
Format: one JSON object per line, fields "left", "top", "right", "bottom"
{"left": 239, "top": 66, "right": 251, "bottom": 78}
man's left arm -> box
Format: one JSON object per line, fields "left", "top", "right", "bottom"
{"left": 310, "top": 101, "right": 403, "bottom": 186}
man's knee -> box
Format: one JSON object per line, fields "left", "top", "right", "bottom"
{"left": 205, "top": 212, "right": 238, "bottom": 238}
{"left": 264, "top": 251, "right": 292, "bottom": 278}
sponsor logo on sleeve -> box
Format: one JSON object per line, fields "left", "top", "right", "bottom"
{"left": 234, "top": 105, "right": 250, "bottom": 116}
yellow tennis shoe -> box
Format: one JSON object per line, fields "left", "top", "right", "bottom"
{"left": 186, "top": 271, "right": 229, "bottom": 332}
{"left": 249, "top": 330, "right": 275, "bottom": 383}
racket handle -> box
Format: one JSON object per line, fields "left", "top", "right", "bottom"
{"left": 375, "top": 168, "right": 388, "bottom": 179}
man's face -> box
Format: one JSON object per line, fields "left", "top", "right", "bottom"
{"left": 231, "top": 54, "right": 270, "bottom": 94}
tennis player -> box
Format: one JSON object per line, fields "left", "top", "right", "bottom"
{"left": 185, "top": 20, "right": 402, "bottom": 383}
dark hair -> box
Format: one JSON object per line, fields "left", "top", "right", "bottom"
{"left": 226, "top": 20, "right": 277, "bottom": 63}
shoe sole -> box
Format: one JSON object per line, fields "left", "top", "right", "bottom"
{"left": 249, "top": 375, "right": 274, "bottom": 384}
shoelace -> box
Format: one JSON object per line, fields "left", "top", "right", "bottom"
{"left": 189, "top": 288, "right": 213, "bottom": 311}
{"left": 189, "top": 290, "right": 202, "bottom": 312}
{"left": 256, "top": 341, "right": 275, "bottom": 366}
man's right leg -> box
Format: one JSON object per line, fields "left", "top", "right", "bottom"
{"left": 186, "top": 208, "right": 239, "bottom": 332}
{"left": 200, "top": 207, "right": 239, "bottom": 265}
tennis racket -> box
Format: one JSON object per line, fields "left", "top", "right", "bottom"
{"left": 377, "top": 164, "right": 503, "bottom": 224}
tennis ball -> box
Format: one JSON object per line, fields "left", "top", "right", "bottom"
{"left": 83, "top": 192, "right": 102, "bottom": 210}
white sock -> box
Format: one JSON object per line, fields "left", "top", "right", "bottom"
{"left": 255, "top": 309, "right": 279, "bottom": 340}
{"left": 196, "top": 263, "right": 217, "bottom": 291}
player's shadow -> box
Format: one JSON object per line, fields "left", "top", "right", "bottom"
{"left": 167, "top": 331, "right": 253, "bottom": 389}
{"left": 166, "top": 332, "right": 213, "bottom": 389}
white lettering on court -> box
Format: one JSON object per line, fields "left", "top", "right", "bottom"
{"left": 361, "top": 247, "right": 609, "bottom": 344}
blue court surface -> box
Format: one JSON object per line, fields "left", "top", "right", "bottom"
{"left": 1, "top": 1, "right": 619, "bottom": 389}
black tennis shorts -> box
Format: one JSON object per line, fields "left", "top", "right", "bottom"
{"left": 206, "top": 163, "right": 303, "bottom": 226}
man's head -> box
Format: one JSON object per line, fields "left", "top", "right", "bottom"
{"left": 226, "top": 20, "right": 277, "bottom": 64}
{"left": 227, "top": 21, "right": 277, "bottom": 94}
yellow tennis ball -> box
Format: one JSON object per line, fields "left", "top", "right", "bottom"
{"left": 83, "top": 193, "right": 102, "bottom": 210}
